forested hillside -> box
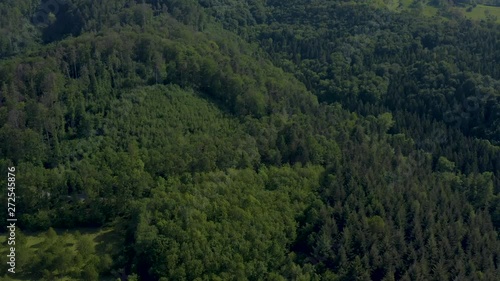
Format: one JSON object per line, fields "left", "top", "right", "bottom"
{"left": 0, "top": 0, "right": 499, "bottom": 280}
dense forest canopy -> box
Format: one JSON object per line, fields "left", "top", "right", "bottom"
{"left": 0, "top": 0, "right": 499, "bottom": 280}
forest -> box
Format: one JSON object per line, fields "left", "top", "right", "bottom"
{"left": 0, "top": 0, "right": 499, "bottom": 280}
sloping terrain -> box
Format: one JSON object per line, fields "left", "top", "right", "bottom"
{"left": 0, "top": 1, "right": 499, "bottom": 280}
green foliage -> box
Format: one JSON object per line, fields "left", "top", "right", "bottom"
{"left": 0, "top": 0, "right": 499, "bottom": 280}
{"left": 128, "top": 165, "right": 323, "bottom": 280}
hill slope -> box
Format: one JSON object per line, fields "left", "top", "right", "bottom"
{"left": 0, "top": 0, "right": 499, "bottom": 280}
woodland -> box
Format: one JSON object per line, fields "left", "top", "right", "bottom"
{"left": 0, "top": 0, "right": 499, "bottom": 280}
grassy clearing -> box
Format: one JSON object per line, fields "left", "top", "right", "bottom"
{"left": 0, "top": 227, "right": 117, "bottom": 281}
{"left": 422, "top": 5, "right": 439, "bottom": 17}
{"left": 382, "top": 0, "right": 437, "bottom": 15}
{"left": 383, "top": 0, "right": 500, "bottom": 22}
{"left": 0, "top": 227, "right": 113, "bottom": 250}
{"left": 400, "top": 0, "right": 414, "bottom": 8}
{"left": 385, "top": 0, "right": 402, "bottom": 10}
{"left": 464, "top": 4, "right": 500, "bottom": 22}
